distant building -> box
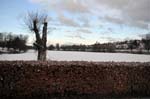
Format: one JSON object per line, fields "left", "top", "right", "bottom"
{"left": 138, "top": 41, "right": 144, "bottom": 50}
{"left": 115, "top": 43, "right": 128, "bottom": 49}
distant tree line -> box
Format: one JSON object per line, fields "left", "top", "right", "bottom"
{"left": 92, "top": 43, "right": 116, "bottom": 52}
{"left": 48, "top": 43, "right": 116, "bottom": 52}
{"left": 1, "top": 32, "right": 149, "bottom": 54}
{"left": 142, "top": 33, "right": 150, "bottom": 52}
{"left": 60, "top": 44, "right": 87, "bottom": 51}
{"left": 47, "top": 33, "right": 150, "bottom": 54}
{"left": 115, "top": 34, "right": 150, "bottom": 53}
{"left": 0, "top": 32, "right": 28, "bottom": 53}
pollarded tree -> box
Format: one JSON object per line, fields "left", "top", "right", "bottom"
{"left": 24, "top": 12, "right": 48, "bottom": 61}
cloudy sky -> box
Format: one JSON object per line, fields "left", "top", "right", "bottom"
{"left": 0, "top": 0, "right": 150, "bottom": 45}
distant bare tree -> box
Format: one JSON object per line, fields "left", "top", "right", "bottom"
{"left": 24, "top": 11, "right": 48, "bottom": 61}
{"left": 142, "top": 33, "right": 150, "bottom": 52}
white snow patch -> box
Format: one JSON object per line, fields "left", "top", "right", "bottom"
{"left": 0, "top": 50, "right": 150, "bottom": 62}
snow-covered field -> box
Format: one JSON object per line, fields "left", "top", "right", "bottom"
{"left": 0, "top": 50, "right": 150, "bottom": 62}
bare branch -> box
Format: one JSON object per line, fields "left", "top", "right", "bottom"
{"left": 23, "top": 11, "right": 48, "bottom": 61}
{"left": 24, "top": 11, "right": 48, "bottom": 33}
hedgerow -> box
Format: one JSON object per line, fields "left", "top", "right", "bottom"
{"left": 0, "top": 61, "right": 150, "bottom": 98}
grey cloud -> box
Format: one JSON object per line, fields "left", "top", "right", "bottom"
{"left": 107, "top": 28, "right": 113, "bottom": 33}
{"left": 77, "top": 28, "right": 92, "bottom": 34}
{"left": 30, "top": 0, "right": 89, "bottom": 13}
{"left": 28, "top": 0, "right": 42, "bottom": 3}
{"left": 61, "top": 0, "right": 89, "bottom": 13}
{"left": 104, "top": 16, "right": 124, "bottom": 25}
{"left": 78, "top": 15, "right": 91, "bottom": 27}
{"left": 129, "top": 21, "right": 149, "bottom": 29}
{"left": 95, "top": 0, "right": 130, "bottom": 9}
{"left": 100, "top": 36, "right": 122, "bottom": 42}
{"left": 66, "top": 34, "right": 85, "bottom": 39}
{"left": 124, "top": 0, "right": 150, "bottom": 22}
{"left": 29, "top": 0, "right": 150, "bottom": 29}
{"left": 58, "top": 14, "right": 79, "bottom": 27}
{"left": 123, "top": 0, "right": 150, "bottom": 29}
{"left": 97, "top": 0, "right": 150, "bottom": 29}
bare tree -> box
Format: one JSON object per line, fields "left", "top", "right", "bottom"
{"left": 24, "top": 11, "right": 48, "bottom": 61}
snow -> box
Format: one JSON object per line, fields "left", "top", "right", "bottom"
{"left": 0, "top": 50, "right": 37, "bottom": 61}
{"left": 0, "top": 50, "right": 150, "bottom": 62}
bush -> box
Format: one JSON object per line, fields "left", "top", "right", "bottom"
{"left": 0, "top": 61, "right": 150, "bottom": 98}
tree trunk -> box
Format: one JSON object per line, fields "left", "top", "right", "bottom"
{"left": 37, "top": 22, "right": 47, "bottom": 61}
{"left": 33, "top": 20, "right": 47, "bottom": 61}
{"left": 37, "top": 49, "right": 46, "bottom": 61}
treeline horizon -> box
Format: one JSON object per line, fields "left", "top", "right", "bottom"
{"left": 0, "top": 32, "right": 28, "bottom": 53}
{"left": 0, "top": 32, "right": 150, "bottom": 54}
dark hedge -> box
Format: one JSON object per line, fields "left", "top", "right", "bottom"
{"left": 0, "top": 61, "right": 150, "bottom": 98}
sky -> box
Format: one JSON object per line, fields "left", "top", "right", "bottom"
{"left": 0, "top": 0, "right": 150, "bottom": 45}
